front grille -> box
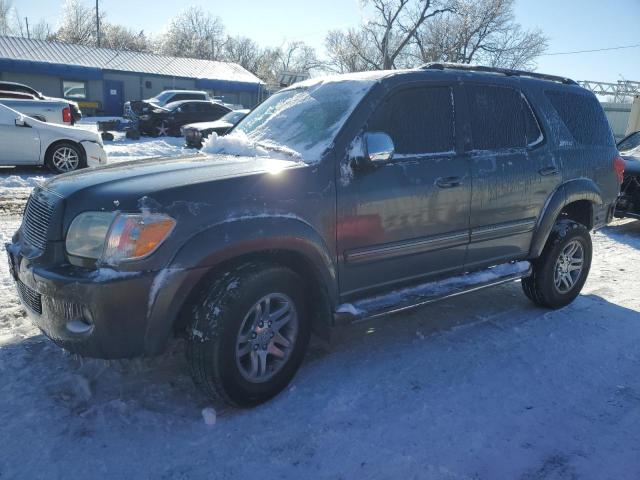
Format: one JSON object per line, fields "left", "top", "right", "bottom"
{"left": 16, "top": 279, "right": 42, "bottom": 314}
{"left": 21, "top": 188, "right": 59, "bottom": 251}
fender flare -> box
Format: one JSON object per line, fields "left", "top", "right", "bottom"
{"left": 529, "top": 178, "right": 603, "bottom": 258}
{"left": 143, "top": 216, "right": 337, "bottom": 354}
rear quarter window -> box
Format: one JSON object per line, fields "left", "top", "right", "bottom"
{"left": 545, "top": 90, "right": 612, "bottom": 146}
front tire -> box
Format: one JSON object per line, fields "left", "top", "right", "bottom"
{"left": 186, "top": 263, "right": 310, "bottom": 407}
{"left": 522, "top": 220, "right": 592, "bottom": 309}
{"left": 45, "top": 142, "right": 85, "bottom": 174}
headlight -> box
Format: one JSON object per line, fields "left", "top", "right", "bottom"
{"left": 66, "top": 211, "right": 176, "bottom": 264}
{"left": 66, "top": 212, "right": 115, "bottom": 259}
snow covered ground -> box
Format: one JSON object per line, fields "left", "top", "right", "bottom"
{"left": 1, "top": 129, "right": 640, "bottom": 478}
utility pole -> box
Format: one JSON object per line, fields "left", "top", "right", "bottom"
{"left": 24, "top": 17, "right": 30, "bottom": 39}
{"left": 96, "top": 0, "right": 101, "bottom": 47}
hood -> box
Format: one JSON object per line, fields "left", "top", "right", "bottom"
{"left": 184, "top": 120, "right": 233, "bottom": 131}
{"left": 32, "top": 119, "right": 100, "bottom": 142}
{"left": 26, "top": 117, "right": 101, "bottom": 143}
{"left": 43, "top": 153, "right": 303, "bottom": 202}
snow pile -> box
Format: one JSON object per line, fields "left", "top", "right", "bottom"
{"left": 201, "top": 130, "right": 299, "bottom": 161}
{"left": 0, "top": 174, "right": 47, "bottom": 189}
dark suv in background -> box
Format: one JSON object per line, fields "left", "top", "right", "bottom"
{"left": 7, "top": 64, "right": 621, "bottom": 407}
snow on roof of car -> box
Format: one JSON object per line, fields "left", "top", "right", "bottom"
{"left": 0, "top": 36, "right": 263, "bottom": 85}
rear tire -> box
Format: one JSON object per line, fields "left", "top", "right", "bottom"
{"left": 186, "top": 263, "right": 310, "bottom": 407}
{"left": 522, "top": 220, "right": 592, "bottom": 309}
{"left": 45, "top": 142, "right": 85, "bottom": 174}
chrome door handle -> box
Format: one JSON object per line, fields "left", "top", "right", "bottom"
{"left": 436, "top": 176, "right": 462, "bottom": 188}
{"left": 539, "top": 166, "right": 559, "bottom": 176}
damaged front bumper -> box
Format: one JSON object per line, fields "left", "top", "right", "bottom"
{"left": 5, "top": 241, "right": 198, "bottom": 359}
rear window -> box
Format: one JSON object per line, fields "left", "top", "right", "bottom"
{"left": 545, "top": 90, "right": 612, "bottom": 146}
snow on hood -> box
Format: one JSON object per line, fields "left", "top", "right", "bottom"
{"left": 201, "top": 130, "right": 302, "bottom": 161}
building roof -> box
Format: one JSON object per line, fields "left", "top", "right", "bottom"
{"left": 0, "top": 36, "right": 263, "bottom": 86}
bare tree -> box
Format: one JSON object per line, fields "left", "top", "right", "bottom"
{"left": 101, "top": 24, "right": 151, "bottom": 52}
{"left": 54, "top": 0, "right": 102, "bottom": 46}
{"left": 30, "top": 19, "right": 53, "bottom": 40}
{"left": 325, "top": 28, "right": 379, "bottom": 73}
{"left": 413, "top": 0, "right": 548, "bottom": 69}
{"left": 324, "top": 0, "right": 452, "bottom": 72}
{"left": 160, "top": 6, "right": 226, "bottom": 60}
{"left": 0, "top": 0, "right": 12, "bottom": 35}
{"left": 224, "top": 35, "right": 263, "bottom": 73}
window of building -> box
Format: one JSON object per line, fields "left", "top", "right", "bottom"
{"left": 63, "top": 81, "right": 87, "bottom": 100}
{"left": 368, "top": 86, "right": 455, "bottom": 155}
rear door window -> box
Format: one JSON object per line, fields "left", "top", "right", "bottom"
{"left": 466, "top": 85, "right": 526, "bottom": 150}
{"left": 545, "top": 90, "right": 612, "bottom": 146}
{"left": 368, "top": 86, "right": 455, "bottom": 155}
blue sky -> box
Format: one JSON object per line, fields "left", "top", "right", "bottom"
{"left": 15, "top": 0, "right": 640, "bottom": 83}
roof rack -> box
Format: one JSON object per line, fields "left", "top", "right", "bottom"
{"left": 419, "top": 62, "right": 578, "bottom": 85}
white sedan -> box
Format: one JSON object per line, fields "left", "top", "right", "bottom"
{"left": 0, "top": 102, "right": 107, "bottom": 174}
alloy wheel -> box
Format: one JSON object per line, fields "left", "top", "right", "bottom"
{"left": 52, "top": 147, "right": 80, "bottom": 172}
{"left": 235, "top": 293, "right": 299, "bottom": 383}
{"left": 554, "top": 239, "right": 584, "bottom": 293}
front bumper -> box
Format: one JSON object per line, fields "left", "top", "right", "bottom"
{"left": 6, "top": 241, "right": 156, "bottom": 358}
{"left": 81, "top": 141, "right": 108, "bottom": 167}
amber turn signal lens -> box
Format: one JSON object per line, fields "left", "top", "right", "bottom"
{"left": 133, "top": 218, "right": 176, "bottom": 258}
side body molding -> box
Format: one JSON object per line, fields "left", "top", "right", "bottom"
{"left": 143, "top": 215, "right": 338, "bottom": 354}
{"left": 529, "top": 178, "right": 603, "bottom": 258}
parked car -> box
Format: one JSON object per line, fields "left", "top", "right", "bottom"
{"left": 124, "top": 90, "right": 211, "bottom": 118}
{"left": 614, "top": 131, "right": 640, "bottom": 220}
{"left": 137, "top": 100, "right": 232, "bottom": 137}
{"left": 0, "top": 90, "right": 37, "bottom": 100}
{"left": 0, "top": 103, "right": 106, "bottom": 173}
{"left": 181, "top": 109, "right": 250, "bottom": 148}
{"left": 0, "top": 98, "right": 76, "bottom": 125}
{"left": 0, "top": 81, "right": 82, "bottom": 123}
{"left": 6, "top": 64, "right": 621, "bottom": 407}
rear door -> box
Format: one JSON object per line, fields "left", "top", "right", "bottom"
{"left": 336, "top": 83, "right": 471, "bottom": 297}
{"left": 463, "top": 83, "right": 559, "bottom": 269}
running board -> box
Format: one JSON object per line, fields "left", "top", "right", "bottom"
{"left": 334, "top": 261, "right": 532, "bottom": 324}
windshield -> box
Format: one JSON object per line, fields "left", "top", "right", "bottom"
{"left": 618, "top": 131, "right": 640, "bottom": 155}
{"left": 149, "top": 91, "right": 174, "bottom": 104}
{"left": 226, "top": 78, "right": 376, "bottom": 162}
{"left": 222, "top": 111, "right": 247, "bottom": 124}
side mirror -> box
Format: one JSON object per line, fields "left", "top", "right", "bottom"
{"left": 364, "top": 132, "right": 394, "bottom": 164}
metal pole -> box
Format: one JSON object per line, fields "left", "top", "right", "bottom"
{"left": 96, "top": 0, "right": 100, "bottom": 47}
{"left": 25, "top": 17, "right": 30, "bottom": 39}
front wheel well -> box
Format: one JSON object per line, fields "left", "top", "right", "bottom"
{"left": 44, "top": 140, "right": 87, "bottom": 165}
{"left": 174, "top": 250, "right": 333, "bottom": 341}
{"left": 558, "top": 200, "right": 593, "bottom": 229}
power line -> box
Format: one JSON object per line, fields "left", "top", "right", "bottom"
{"left": 541, "top": 43, "right": 640, "bottom": 56}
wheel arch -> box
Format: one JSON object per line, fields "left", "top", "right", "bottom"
{"left": 143, "top": 217, "right": 338, "bottom": 354}
{"left": 42, "top": 139, "right": 87, "bottom": 166}
{"left": 529, "top": 178, "right": 602, "bottom": 258}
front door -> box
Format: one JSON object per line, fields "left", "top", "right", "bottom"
{"left": 103, "top": 80, "right": 124, "bottom": 116}
{"left": 337, "top": 84, "right": 471, "bottom": 298}
{"left": 462, "top": 83, "right": 560, "bottom": 269}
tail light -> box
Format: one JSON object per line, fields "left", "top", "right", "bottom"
{"left": 62, "top": 106, "right": 72, "bottom": 123}
{"left": 613, "top": 155, "right": 625, "bottom": 184}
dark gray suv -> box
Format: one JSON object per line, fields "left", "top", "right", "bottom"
{"left": 6, "top": 64, "right": 622, "bottom": 407}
